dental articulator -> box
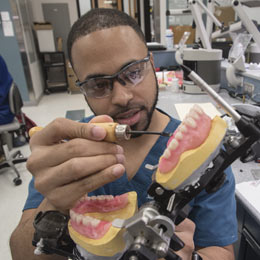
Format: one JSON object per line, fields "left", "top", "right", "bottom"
{"left": 32, "top": 66, "right": 260, "bottom": 260}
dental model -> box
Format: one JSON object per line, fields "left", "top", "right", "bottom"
{"left": 68, "top": 104, "right": 227, "bottom": 257}
{"left": 156, "top": 104, "right": 227, "bottom": 190}
{"left": 68, "top": 191, "right": 137, "bottom": 257}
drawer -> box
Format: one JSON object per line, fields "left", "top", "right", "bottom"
{"left": 236, "top": 197, "right": 245, "bottom": 233}
{"left": 242, "top": 228, "right": 260, "bottom": 258}
{"left": 244, "top": 212, "right": 260, "bottom": 244}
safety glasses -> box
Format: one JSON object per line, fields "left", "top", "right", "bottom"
{"left": 75, "top": 53, "right": 150, "bottom": 99}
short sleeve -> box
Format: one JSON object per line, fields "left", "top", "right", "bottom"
{"left": 23, "top": 178, "right": 44, "bottom": 211}
{"left": 189, "top": 166, "right": 238, "bottom": 247}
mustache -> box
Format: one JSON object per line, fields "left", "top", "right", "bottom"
{"left": 109, "top": 104, "right": 146, "bottom": 119}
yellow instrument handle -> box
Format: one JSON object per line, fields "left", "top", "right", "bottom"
{"left": 29, "top": 123, "right": 119, "bottom": 142}
{"left": 92, "top": 122, "right": 119, "bottom": 142}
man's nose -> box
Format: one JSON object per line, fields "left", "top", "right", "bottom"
{"left": 111, "top": 80, "right": 134, "bottom": 107}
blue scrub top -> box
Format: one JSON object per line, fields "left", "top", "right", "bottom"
{"left": 0, "top": 55, "right": 14, "bottom": 124}
{"left": 24, "top": 110, "right": 237, "bottom": 247}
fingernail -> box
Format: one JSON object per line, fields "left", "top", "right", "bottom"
{"left": 112, "top": 164, "right": 125, "bottom": 177}
{"left": 116, "top": 145, "right": 124, "bottom": 154}
{"left": 91, "top": 126, "right": 106, "bottom": 139}
{"left": 116, "top": 154, "right": 125, "bottom": 164}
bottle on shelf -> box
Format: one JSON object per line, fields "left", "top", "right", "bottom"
{"left": 165, "top": 29, "right": 174, "bottom": 50}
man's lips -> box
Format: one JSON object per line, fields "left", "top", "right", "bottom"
{"left": 115, "top": 109, "right": 141, "bottom": 126}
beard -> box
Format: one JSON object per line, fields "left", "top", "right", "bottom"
{"left": 85, "top": 69, "right": 159, "bottom": 138}
{"left": 128, "top": 84, "right": 158, "bottom": 138}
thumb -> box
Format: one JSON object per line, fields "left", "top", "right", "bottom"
{"left": 30, "top": 117, "right": 109, "bottom": 146}
{"left": 89, "top": 115, "right": 114, "bottom": 123}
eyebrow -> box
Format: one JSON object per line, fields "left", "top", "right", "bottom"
{"left": 83, "top": 59, "right": 138, "bottom": 81}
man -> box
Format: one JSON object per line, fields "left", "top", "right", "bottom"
{"left": 10, "top": 8, "right": 237, "bottom": 260}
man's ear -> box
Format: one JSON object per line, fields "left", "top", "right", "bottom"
{"left": 149, "top": 52, "right": 155, "bottom": 69}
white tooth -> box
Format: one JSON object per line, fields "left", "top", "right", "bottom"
{"left": 193, "top": 104, "right": 203, "bottom": 114}
{"left": 184, "top": 117, "right": 197, "bottom": 128}
{"left": 178, "top": 124, "right": 188, "bottom": 133}
{"left": 70, "top": 210, "right": 76, "bottom": 220}
{"left": 162, "top": 149, "right": 171, "bottom": 159}
{"left": 84, "top": 194, "right": 90, "bottom": 201}
{"left": 75, "top": 214, "right": 83, "bottom": 224}
{"left": 90, "top": 196, "right": 97, "bottom": 200}
{"left": 175, "top": 132, "right": 183, "bottom": 140}
{"left": 82, "top": 215, "right": 92, "bottom": 225}
{"left": 169, "top": 139, "right": 179, "bottom": 150}
{"left": 82, "top": 216, "right": 88, "bottom": 226}
{"left": 97, "top": 195, "right": 104, "bottom": 200}
{"left": 189, "top": 110, "right": 199, "bottom": 120}
{"left": 90, "top": 218, "right": 100, "bottom": 227}
{"left": 82, "top": 215, "right": 100, "bottom": 227}
{"left": 107, "top": 195, "right": 114, "bottom": 200}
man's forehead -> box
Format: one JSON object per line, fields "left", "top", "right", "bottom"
{"left": 71, "top": 26, "right": 147, "bottom": 77}
{"left": 72, "top": 26, "right": 145, "bottom": 53}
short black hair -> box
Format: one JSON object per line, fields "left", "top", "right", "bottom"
{"left": 67, "top": 8, "right": 147, "bottom": 66}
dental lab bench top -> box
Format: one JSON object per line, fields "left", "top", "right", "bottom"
{"left": 156, "top": 86, "right": 260, "bottom": 260}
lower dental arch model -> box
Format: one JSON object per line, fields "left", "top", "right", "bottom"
{"left": 68, "top": 104, "right": 227, "bottom": 257}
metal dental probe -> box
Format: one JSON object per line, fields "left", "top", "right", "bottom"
{"left": 181, "top": 64, "right": 242, "bottom": 123}
{"left": 127, "top": 130, "right": 173, "bottom": 137}
{"left": 181, "top": 64, "right": 260, "bottom": 142}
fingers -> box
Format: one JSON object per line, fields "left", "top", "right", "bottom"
{"left": 38, "top": 164, "right": 125, "bottom": 210}
{"left": 30, "top": 117, "right": 108, "bottom": 146}
{"left": 175, "top": 218, "right": 195, "bottom": 260}
{"left": 175, "top": 218, "right": 195, "bottom": 233}
{"left": 33, "top": 153, "right": 125, "bottom": 191}
{"left": 89, "top": 115, "right": 113, "bottom": 123}
{"left": 27, "top": 138, "right": 123, "bottom": 170}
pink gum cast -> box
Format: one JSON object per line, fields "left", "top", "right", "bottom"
{"left": 159, "top": 112, "right": 212, "bottom": 173}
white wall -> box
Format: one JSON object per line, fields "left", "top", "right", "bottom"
{"left": 17, "top": 0, "right": 45, "bottom": 103}
{"left": 30, "top": 0, "right": 78, "bottom": 25}
{"left": 78, "top": 0, "right": 91, "bottom": 16}
{"left": 160, "top": 0, "right": 166, "bottom": 45}
{"left": 123, "top": 0, "right": 129, "bottom": 15}
{"left": 78, "top": 0, "right": 130, "bottom": 17}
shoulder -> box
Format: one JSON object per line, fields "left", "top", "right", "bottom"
{"left": 165, "top": 114, "right": 181, "bottom": 133}
{"left": 156, "top": 108, "right": 181, "bottom": 129}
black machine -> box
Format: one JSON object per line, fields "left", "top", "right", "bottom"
{"left": 32, "top": 66, "right": 260, "bottom": 260}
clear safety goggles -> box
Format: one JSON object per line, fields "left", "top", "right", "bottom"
{"left": 75, "top": 53, "right": 150, "bottom": 99}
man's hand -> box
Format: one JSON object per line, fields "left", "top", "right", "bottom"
{"left": 174, "top": 218, "right": 195, "bottom": 260}
{"left": 26, "top": 115, "right": 126, "bottom": 211}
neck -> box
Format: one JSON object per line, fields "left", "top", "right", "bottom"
{"left": 147, "top": 109, "right": 169, "bottom": 132}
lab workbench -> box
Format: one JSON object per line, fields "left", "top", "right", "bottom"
{"left": 157, "top": 86, "right": 240, "bottom": 119}
{"left": 157, "top": 87, "right": 260, "bottom": 260}
{"left": 152, "top": 49, "right": 260, "bottom": 103}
